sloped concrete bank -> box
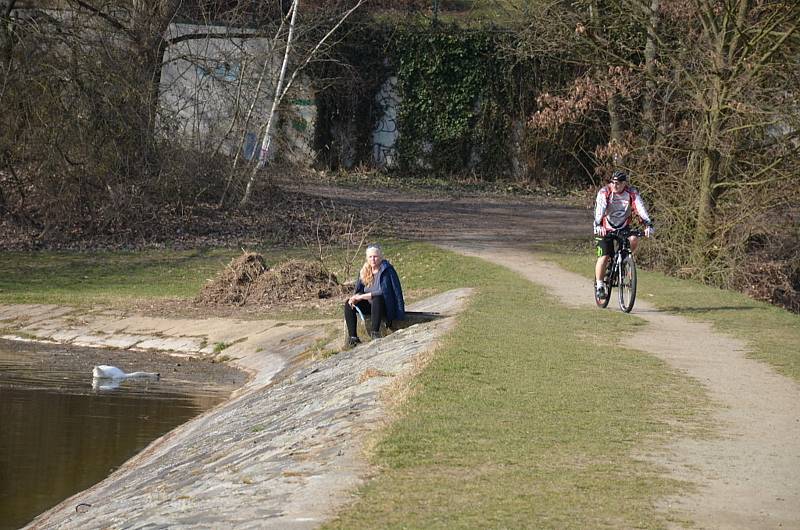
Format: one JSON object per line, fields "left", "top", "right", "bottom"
{"left": 7, "top": 289, "right": 470, "bottom": 529}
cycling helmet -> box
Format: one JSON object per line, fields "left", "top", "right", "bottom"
{"left": 611, "top": 169, "right": 628, "bottom": 182}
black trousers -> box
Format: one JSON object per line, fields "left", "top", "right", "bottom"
{"left": 344, "top": 294, "right": 386, "bottom": 337}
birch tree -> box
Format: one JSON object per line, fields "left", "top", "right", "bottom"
{"left": 238, "top": 0, "right": 368, "bottom": 207}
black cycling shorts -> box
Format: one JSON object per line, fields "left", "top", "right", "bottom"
{"left": 595, "top": 236, "right": 615, "bottom": 257}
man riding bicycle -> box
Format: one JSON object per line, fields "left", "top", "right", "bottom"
{"left": 593, "top": 170, "right": 654, "bottom": 299}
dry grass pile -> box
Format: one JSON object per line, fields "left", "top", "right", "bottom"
{"left": 197, "top": 253, "right": 349, "bottom": 307}
{"left": 249, "top": 259, "right": 348, "bottom": 304}
{"left": 196, "top": 252, "right": 267, "bottom": 306}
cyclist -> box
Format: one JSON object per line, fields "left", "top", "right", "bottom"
{"left": 593, "top": 169, "right": 654, "bottom": 299}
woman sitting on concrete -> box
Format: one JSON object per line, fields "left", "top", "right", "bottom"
{"left": 344, "top": 243, "right": 405, "bottom": 348}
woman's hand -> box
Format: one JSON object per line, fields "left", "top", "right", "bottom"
{"left": 348, "top": 293, "right": 370, "bottom": 307}
{"left": 348, "top": 294, "right": 363, "bottom": 307}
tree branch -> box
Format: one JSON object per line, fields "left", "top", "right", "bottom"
{"left": 70, "top": 0, "right": 133, "bottom": 39}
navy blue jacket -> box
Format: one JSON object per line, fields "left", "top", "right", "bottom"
{"left": 354, "top": 260, "right": 405, "bottom": 321}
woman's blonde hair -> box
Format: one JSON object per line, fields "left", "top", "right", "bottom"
{"left": 359, "top": 244, "right": 383, "bottom": 286}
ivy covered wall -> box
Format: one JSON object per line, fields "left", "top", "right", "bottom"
{"left": 391, "top": 29, "right": 511, "bottom": 175}
{"left": 313, "top": 22, "right": 596, "bottom": 187}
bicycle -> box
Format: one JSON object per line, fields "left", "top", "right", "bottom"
{"left": 594, "top": 227, "right": 644, "bottom": 313}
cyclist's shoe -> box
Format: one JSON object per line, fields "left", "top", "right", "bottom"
{"left": 595, "top": 283, "right": 607, "bottom": 299}
{"left": 347, "top": 336, "right": 361, "bottom": 348}
{"left": 369, "top": 331, "right": 382, "bottom": 340}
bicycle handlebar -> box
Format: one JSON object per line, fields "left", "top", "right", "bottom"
{"left": 608, "top": 227, "right": 644, "bottom": 239}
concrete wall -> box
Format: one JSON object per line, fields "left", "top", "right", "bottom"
{"left": 160, "top": 23, "right": 316, "bottom": 165}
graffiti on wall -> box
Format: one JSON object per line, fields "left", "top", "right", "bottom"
{"left": 196, "top": 62, "right": 240, "bottom": 82}
{"left": 243, "top": 132, "right": 257, "bottom": 160}
{"left": 160, "top": 23, "right": 318, "bottom": 166}
{"left": 372, "top": 76, "right": 400, "bottom": 169}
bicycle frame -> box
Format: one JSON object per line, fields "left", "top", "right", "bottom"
{"left": 605, "top": 231, "right": 634, "bottom": 286}
{"left": 596, "top": 227, "right": 643, "bottom": 312}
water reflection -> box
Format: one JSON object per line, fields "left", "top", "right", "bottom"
{"left": 0, "top": 340, "right": 243, "bottom": 530}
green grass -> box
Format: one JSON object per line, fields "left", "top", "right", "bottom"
{"left": 0, "top": 248, "right": 235, "bottom": 305}
{"left": 0, "top": 247, "right": 314, "bottom": 307}
{"left": 0, "top": 241, "right": 474, "bottom": 316}
{"left": 327, "top": 246, "right": 706, "bottom": 529}
{"left": 534, "top": 240, "right": 800, "bottom": 384}
{"left": 0, "top": 241, "right": 715, "bottom": 526}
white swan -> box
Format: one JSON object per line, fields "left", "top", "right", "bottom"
{"left": 92, "top": 365, "right": 160, "bottom": 390}
{"left": 92, "top": 365, "right": 160, "bottom": 379}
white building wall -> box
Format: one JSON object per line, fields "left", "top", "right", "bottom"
{"left": 160, "top": 23, "right": 316, "bottom": 166}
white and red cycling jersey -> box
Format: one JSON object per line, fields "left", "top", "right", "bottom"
{"left": 594, "top": 184, "right": 652, "bottom": 231}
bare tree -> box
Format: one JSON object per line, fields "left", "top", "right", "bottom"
{"left": 63, "top": 0, "right": 183, "bottom": 172}
{"left": 298, "top": 199, "right": 379, "bottom": 284}
{"left": 0, "top": 0, "right": 368, "bottom": 238}
{"left": 524, "top": 0, "right": 800, "bottom": 285}
{"left": 237, "top": 0, "right": 368, "bottom": 207}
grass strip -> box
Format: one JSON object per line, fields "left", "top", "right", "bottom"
{"left": 0, "top": 242, "right": 444, "bottom": 307}
{"left": 535, "top": 241, "right": 800, "bottom": 384}
{"left": 327, "top": 245, "right": 706, "bottom": 529}
{"left": 0, "top": 248, "right": 241, "bottom": 305}
{"left": 0, "top": 241, "right": 484, "bottom": 315}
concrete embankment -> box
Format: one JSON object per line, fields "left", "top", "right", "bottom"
{"left": 2, "top": 289, "right": 470, "bottom": 529}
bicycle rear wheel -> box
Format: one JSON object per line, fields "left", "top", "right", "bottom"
{"left": 618, "top": 255, "right": 637, "bottom": 312}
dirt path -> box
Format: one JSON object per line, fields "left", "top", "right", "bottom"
{"left": 448, "top": 244, "right": 800, "bottom": 529}
{"left": 302, "top": 183, "right": 800, "bottom": 529}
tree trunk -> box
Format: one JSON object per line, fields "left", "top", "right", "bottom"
{"left": 690, "top": 0, "right": 751, "bottom": 269}
{"left": 0, "top": 177, "right": 6, "bottom": 214}
{"left": 642, "top": 0, "right": 659, "bottom": 143}
{"left": 239, "top": 0, "right": 298, "bottom": 208}
{"left": 607, "top": 92, "right": 622, "bottom": 164}
{"left": 695, "top": 148, "right": 720, "bottom": 248}
{"left": 588, "top": 0, "right": 599, "bottom": 29}
{"left": 0, "top": 0, "right": 16, "bottom": 69}
{"left": 692, "top": 96, "right": 723, "bottom": 267}
{"left": 127, "top": 0, "right": 181, "bottom": 177}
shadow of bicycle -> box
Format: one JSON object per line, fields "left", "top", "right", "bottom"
{"left": 659, "top": 305, "right": 763, "bottom": 314}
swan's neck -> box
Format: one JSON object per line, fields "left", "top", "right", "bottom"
{"left": 125, "top": 371, "right": 158, "bottom": 378}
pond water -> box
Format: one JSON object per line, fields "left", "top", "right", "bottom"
{"left": 0, "top": 339, "right": 245, "bottom": 529}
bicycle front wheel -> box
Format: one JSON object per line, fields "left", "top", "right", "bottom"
{"left": 595, "top": 264, "right": 613, "bottom": 308}
{"left": 618, "top": 255, "right": 637, "bottom": 313}
{"left": 595, "top": 282, "right": 611, "bottom": 308}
